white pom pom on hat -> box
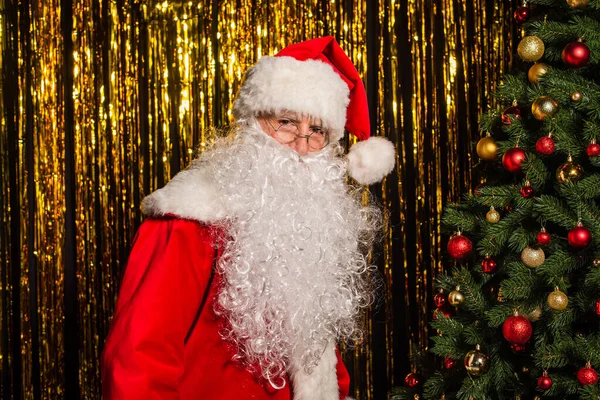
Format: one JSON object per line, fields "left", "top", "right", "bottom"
{"left": 233, "top": 36, "right": 396, "bottom": 184}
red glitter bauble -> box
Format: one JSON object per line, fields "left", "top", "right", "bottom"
{"left": 502, "top": 315, "right": 533, "bottom": 344}
{"left": 404, "top": 372, "right": 421, "bottom": 388}
{"left": 447, "top": 234, "right": 473, "bottom": 260}
{"left": 536, "top": 230, "right": 551, "bottom": 246}
{"left": 587, "top": 142, "right": 600, "bottom": 157}
{"left": 434, "top": 292, "right": 446, "bottom": 308}
{"left": 562, "top": 41, "right": 591, "bottom": 68}
{"left": 514, "top": 6, "right": 531, "bottom": 23}
{"left": 502, "top": 105, "right": 522, "bottom": 125}
{"left": 538, "top": 375, "right": 553, "bottom": 390}
{"left": 568, "top": 225, "right": 592, "bottom": 248}
{"left": 444, "top": 357, "right": 457, "bottom": 369}
{"left": 520, "top": 184, "right": 534, "bottom": 198}
{"left": 502, "top": 148, "right": 527, "bottom": 173}
{"left": 577, "top": 365, "right": 598, "bottom": 386}
{"left": 481, "top": 256, "right": 498, "bottom": 273}
{"left": 595, "top": 298, "right": 600, "bottom": 316}
{"left": 510, "top": 343, "right": 526, "bottom": 353}
{"left": 536, "top": 136, "right": 555, "bottom": 155}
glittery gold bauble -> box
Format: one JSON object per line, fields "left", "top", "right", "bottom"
{"left": 548, "top": 289, "right": 569, "bottom": 310}
{"left": 571, "top": 91, "right": 582, "bottom": 101}
{"left": 521, "top": 246, "right": 545, "bottom": 268}
{"left": 533, "top": 396, "right": 542, "bottom": 400}
{"left": 557, "top": 160, "right": 584, "bottom": 183}
{"left": 486, "top": 206, "right": 500, "bottom": 223}
{"left": 528, "top": 63, "right": 549, "bottom": 84}
{"left": 566, "top": 0, "right": 590, "bottom": 7}
{"left": 532, "top": 96, "right": 559, "bottom": 120}
{"left": 448, "top": 287, "right": 465, "bottom": 307}
{"left": 476, "top": 136, "right": 498, "bottom": 161}
{"left": 464, "top": 344, "right": 490, "bottom": 376}
{"left": 517, "top": 36, "right": 545, "bottom": 62}
{"left": 594, "top": 259, "right": 600, "bottom": 268}
{"left": 527, "top": 306, "right": 542, "bottom": 322}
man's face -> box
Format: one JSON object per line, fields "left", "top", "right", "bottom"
{"left": 257, "top": 111, "right": 330, "bottom": 155}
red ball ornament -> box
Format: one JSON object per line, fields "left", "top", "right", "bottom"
{"left": 520, "top": 183, "right": 534, "bottom": 198}
{"left": 447, "top": 234, "right": 473, "bottom": 260}
{"left": 587, "top": 141, "right": 600, "bottom": 157}
{"left": 502, "top": 105, "right": 521, "bottom": 125}
{"left": 538, "top": 373, "right": 553, "bottom": 390}
{"left": 481, "top": 255, "right": 498, "bottom": 273}
{"left": 404, "top": 372, "right": 421, "bottom": 388}
{"left": 568, "top": 223, "right": 592, "bottom": 248}
{"left": 444, "top": 357, "right": 457, "bottom": 369}
{"left": 536, "top": 229, "right": 551, "bottom": 246}
{"left": 502, "top": 313, "right": 533, "bottom": 344}
{"left": 577, "top": 363, "right": 598, "bottom": 386}
{"left": 595, "top": 298, "right": 600, "bottom": 316}
{"left": 502, "top": 148, "right": 527, "bottom": 173}
{"left": 536, "top": 135, "right": 555, "bottom": 155}
{"left": 434, "top": 291, "right": 446, "bottom": 308}
{"left": 562, "top": 41, "right": 591, "bottom": 68}
{"left": 514, "top": 6, "right": 531, "bottom": 23}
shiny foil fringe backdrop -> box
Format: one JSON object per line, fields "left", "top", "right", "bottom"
{"left": 0, "top": 0, "right": 515, "bottom": 398}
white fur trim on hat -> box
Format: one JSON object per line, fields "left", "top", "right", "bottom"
{"left": 289, "top": 342, "right": 340, "bottom": 400}
{"left": 347, "top": 136, "right": 396, "bottom": 185}
{"left": 233, "top": 56, "right": 350, "bottom": 141}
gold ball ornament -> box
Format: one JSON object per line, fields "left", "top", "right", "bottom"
{"left": 528, "top": 63, "right": 549, "bottom": 84}
{"left": 566, "top": 0, "right": 590, "bottom": 7}
{"left": 476, "top": 135, "right": 498, "bottom": 161}
{"left": 532, "top": 96, "right": 559, "bottom": 120}
{"left": 571, "top": 91, "right": 582, "bottom": 102}
{"left": 486, "top": 206, "right": 500, "bottom": 223}
{"left": 521, "top": 246, "right": 545, "bottom": 268}
{"left": 448, "top": 286, "right": 465, "bottom": 307}
{"left": 594, "top": 259, "right": 600, "bottom": 268}
{"left": 548, "top": 288, "right": 569, "bottom": 311}
{"left": 557, "top": 157, "right": 584, "bottom": 183}
{"left": 517, "top": 36, "right": 545, "bottom": 62}
{"left": 527, "top": 306, "right": 542, "bottom": 322}
{"left": 464, "top": 344, "right": 490, "bottom": 376}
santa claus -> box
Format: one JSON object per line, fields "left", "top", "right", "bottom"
{"left": 101, "top": 36, "right": 395, "bottom": 400}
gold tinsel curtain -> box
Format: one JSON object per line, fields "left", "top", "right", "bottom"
{"left": 0, "top": 0, "right": 515, "bottom": 398}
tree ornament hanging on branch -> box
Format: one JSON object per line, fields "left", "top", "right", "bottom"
{"left": 548, "top": 287, "right": 569, "bottom": 310}
{"left": 448, "top": 286, "right": 465, "bottom": 307}
{"left": 521, "top": 246, "right": 545, "bottom": 268}
{"left": 532, "top": 96, "right": 559, "bottom": 120}
{"left": 526, "top": 306, "right": 542, "bottom": 322}
{"left": 562, "top": 39, "right": 590, "bottom": 68}
{"left": 557, "top": 155, "right": 584, "bottom": 183}
{"left": 567, "top": 0, "right": 590, "bottom": 7}
{"left": 502, "top": 311, "right": 533, "bottom": 344}
{"left": 511, "top": 343, "right": 527, "bottom": 353}
{"left": 577, "top": 362, "right": 598, "bottom": 386}
{"left": 433, "top": 289, "right": 446, "bottom": 308}
{"left": 568, "top": 222, "right": 592, "bottom": 248}
{"left": 447, "top": 232, "right": 472, "bottom": 260}
{"left": 481, "top": 255, "right": 497, "bottom": 273}
{"left": 571, "top": 91, "right": 583, "bottom": 102}
{"left": 595, "top": 298, "right": 600, "bottom": 316}
{"left": 520, "top": 180, "right": 534, "bottom": 198}
{"left": 518, "top": 36, "right": 545, "bottom": 62}
{"left": 514, "top": 5, "right": 531, "bottom": 23}
{"left": 486, "top": 206, "right": 500, "bottom": 223}
{"left": 536, "top": 133, "right": 555, "bottom": 155}
{"left": 528, "top": 62, "right": 549, "bottom": 84}
{"left": 444, "top": 357, "right": 456, "bottom": 370}
{"left": 536, "top": 227, "right": 551, "bottom": 245}
{"left": 501, "top": 101, "right": 521, "bottom": 125}
{"left": 502, "top": 147, "right": 527, "bottom": 173}
{"left": 476, "top": 133, "right": 498, "bottom": 161}
{"left": 586, "top": 140, "right": 600, "bottom": 157}
{"left": 537, "top": 371, "right": 553, "bottom": 390}
{"left": 404, "top": 372, "right": 421, "bottom": 388}
{"left": 464, "top": 345, "right": 490, "bottom": 376}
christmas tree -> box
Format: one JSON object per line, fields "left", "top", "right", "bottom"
{"left": 391, "top": 0, "right": 600, "bottom": 399}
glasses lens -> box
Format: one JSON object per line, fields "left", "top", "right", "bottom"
{"left": 307, "top": 133, "right": 329, "bottom": 149}
{"left": 270, "top": 119, "right": 298, "bottom": 143}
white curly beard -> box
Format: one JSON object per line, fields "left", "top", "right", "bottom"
{"left": 196, "top": 121, "right": 380, "bottom": 389}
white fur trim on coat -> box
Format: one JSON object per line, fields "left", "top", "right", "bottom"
{"left": 289, "top": 342, "right": 340, "bottom": 400}
{"left": 347, "top": 136, "right": 396, "bottom": 185}
{"left": 233, "top": 56, "right": 350, "bottom": 142}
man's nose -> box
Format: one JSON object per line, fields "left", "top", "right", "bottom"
{"left": 292, "top": 123, "right": 311, "bottom": 155}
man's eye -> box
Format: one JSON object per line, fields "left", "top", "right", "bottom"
{"left": 311, "top": 127, "right": 325, "bottom": 135}
{"left": 277, "top": 119, "right": 292, "bottom": 125}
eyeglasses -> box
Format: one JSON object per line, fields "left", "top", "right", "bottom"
{"left": 264, "top": 117, "right": 330, "bottom": 150}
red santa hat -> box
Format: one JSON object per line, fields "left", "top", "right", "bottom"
{"left": 233, "top": 36, "right": 395, "bottom": 185}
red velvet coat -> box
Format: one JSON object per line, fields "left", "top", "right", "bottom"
{"left": 101, "top": 216, "right": 351, "bottom": 399}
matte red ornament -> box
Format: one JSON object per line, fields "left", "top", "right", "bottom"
{"left": 404, "top": 372, "right": 421, "bottom": 388}
{"left": 434, "top": 291, "right": 446, "bottom": 308}
{"left": 538, "top": 373, "right": 553, "bottom": 390}
{"left": 447, "top": 234, "right": 473, "bottom": 260}
{"left": 481, "top": 255, "right": 498, "bottom": 273}
{"left": 444, "top": 357, "right": 456, "bottom": 369}
{"left": 502, "top": 313, "right": 533, "bottom": 344}
{"left": 568, "top": 223, "right": 592, "bottom": 248}
{"left": 577, "top": 363, "right": 598, "bottom": 386}
{"left": 562, "top": 41, "right": 591, "bottom": 68}
{"left": 502, "top": 148, "right": 527, "bottom": 173}
{"left": 510, "top": 343, "right": 526, "bottom": 353}
{"left": 536, "top": 135, "right": 555, "bottom": 155}
{"left": 595, "top": 298, "right": 600, "bottom": 316}
{"left": 514, "top": 6, "right": 531, "bottom": 24}
{"left": 587, "top": 142, "right": 600, "bottom": 157}
{"left": 520, "top": 183, "right": 534, "bottom": 198}
{"left": 536, "top": 229, "right": 551, "bottom": 246}
{"left": 502, "top": 105, "right": 521, "bottom": 125}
